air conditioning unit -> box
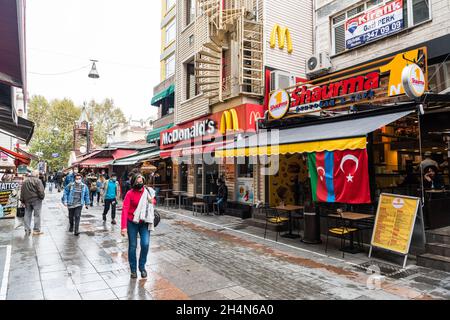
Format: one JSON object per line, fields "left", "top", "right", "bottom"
{"left": 306, "top": 52, "right": 332, "bottom": 77}
{"left": 270, "top": 70, "right": 296, "bottom": 91}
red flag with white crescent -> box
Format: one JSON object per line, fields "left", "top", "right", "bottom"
{"left": 333, "top": 149, "right": 371, "bottom": 204}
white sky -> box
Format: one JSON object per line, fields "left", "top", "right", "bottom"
{"left": 26, "top": 0, "right": 161, "bottom": 121}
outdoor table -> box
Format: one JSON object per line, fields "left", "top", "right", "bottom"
{"left": 328, "top": 212, "right": 375, "bottom": 254}
{"left": 160, "top": 189, "right": 173, "bottom": 198}
{"left": 273, "top": 205, "right": 304, "bottom": 239}
{"left": 172, "top": 190, "right": 184, "bottom": 209}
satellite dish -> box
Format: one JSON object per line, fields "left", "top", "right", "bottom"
{"left": 79, "top": 146, "right": 87, "bottom": 154}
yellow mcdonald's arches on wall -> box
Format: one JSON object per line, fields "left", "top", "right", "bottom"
{"left": 270, "top": 24, "right": 293, "bottom": 54}
{"left": 220, "top": 109, "right": 240, "bottom": 134}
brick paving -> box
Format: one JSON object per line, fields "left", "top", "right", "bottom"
{"left": 0, "top": 191, "right": 449, "bottom": 300}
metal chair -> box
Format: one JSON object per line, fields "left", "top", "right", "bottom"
{"left": 263, "top": 205, "right": 289, "bottom": 242}
{"left": 325, "top": 210, "right": 361, "bottom": 258}
{"left": 164, "top": 197, "right": 177, "bottom": 209}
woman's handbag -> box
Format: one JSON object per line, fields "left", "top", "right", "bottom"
{"left": 153, "top": 209, "right": 161, "bottom": 228}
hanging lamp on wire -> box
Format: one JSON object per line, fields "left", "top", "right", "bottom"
{"left": 88, "top": 59, "right": 100, "bottom": 79}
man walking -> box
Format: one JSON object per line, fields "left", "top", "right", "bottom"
{"left": 103, "top": 173, "right": 120, "bottom": 224}
{"left": 20, "top": 170, "right": 45, "bottom": 235}
{"left": 62, "top": 173, "right": 90, "bottom": 236}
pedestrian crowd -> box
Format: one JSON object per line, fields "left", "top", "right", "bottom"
{"left": 20, "top": 167, "right": 157, "bottom": 279}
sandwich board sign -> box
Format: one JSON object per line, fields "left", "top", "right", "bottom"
{"left": 369, "top": 193, "right": 422, "bottom": 268}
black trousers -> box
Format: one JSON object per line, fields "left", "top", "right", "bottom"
{"left": 103, "top": 198, "right": 116, "bottom": 220}
{"left": 90, "top": 191, "right": 100, "bottom": 205}
{"left": 68, "top": 206, "right": 82, "bottom": 233}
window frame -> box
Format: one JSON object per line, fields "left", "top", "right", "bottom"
{"left": 331, "top": 0, "right": 432, "bottom": 55}
{"left": 165, "top": 19, "right": 176, "bottom": 47}
{"left": 165, "top": 54, "right": 175, "bottom": 78}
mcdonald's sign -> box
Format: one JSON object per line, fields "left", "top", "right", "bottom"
{"left": 220, "top": 109, "right": 240, "bottom": 134}
{"left": 160, "top": 104, "right": 264, "bottom": 149}
{"left": 270, "top": 24, "right": 293, "bottom": 54}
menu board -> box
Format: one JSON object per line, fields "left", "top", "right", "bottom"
{"left": 371, "top": 193, "right": 420, "bottom": 255}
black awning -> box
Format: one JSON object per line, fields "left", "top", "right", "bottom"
{"left": 0, "top": 104, "right": 34, "bottom": 143}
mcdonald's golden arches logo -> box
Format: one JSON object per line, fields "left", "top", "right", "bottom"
{"left": 270, "top": 24, "right": 293, "bottom": 54}
{"left": 220, "top": 109, "right": 240, "bottom": 134}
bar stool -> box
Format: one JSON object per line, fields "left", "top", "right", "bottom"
{"left": 192, "top": 202, "right": 207, "bottom": 216}
{"left": 164, "top": 197, "right": 177, "bottom": 209}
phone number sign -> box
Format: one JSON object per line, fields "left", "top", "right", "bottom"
{"left": 345, "top": 0, "right": 404, "bottom": 50}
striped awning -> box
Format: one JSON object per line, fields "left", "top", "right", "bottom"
{"left": 216, "top": 110, "right": 414, "bottom": 157}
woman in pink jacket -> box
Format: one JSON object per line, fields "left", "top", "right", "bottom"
{"left": 121, "top": 174, "right": 155, "bottom": 279}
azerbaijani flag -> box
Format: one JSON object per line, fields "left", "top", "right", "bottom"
{"left": 307, "top": 149, "right": 371, "bottom": 204}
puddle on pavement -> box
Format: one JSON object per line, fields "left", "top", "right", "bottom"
{"left": 354, "top": 260, "right": 418, "bottom": 279}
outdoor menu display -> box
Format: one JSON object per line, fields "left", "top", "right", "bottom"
{"left": 0, "top": 182, "right": 21, "bottom": 219}
{"left": 371, "top": 193, "right": 420, "bottom": 255}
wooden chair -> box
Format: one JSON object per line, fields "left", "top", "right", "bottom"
{"left": 192, "top": 202, "right": 207, "bottom": 216}
{"left": 164, "top": 197, "right": 177, "bottom": 209}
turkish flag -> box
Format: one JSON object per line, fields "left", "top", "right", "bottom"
{"left": 333, "top": 149, "right": 371, "bottom": 204}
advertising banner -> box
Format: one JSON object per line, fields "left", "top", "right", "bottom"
{"left": 0, "top": 182, "right": 21, "bottom": 219}
{"left": 370, "top": 193, "right": 420, "bottom": 255}
{"left": 236, "top": 178, "right": 254, "bottom": 205}
{"left": 345, "top": 0, "right": 404, "bottom": 50}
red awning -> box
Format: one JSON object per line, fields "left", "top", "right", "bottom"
{"left": 78, "top": 157, "right": 113, "bottom": 168}
{"left": 111, "top": 149, "right": 136, "bottom": 160}
{"left": 0, "top": 145, "right": 30, "bottom": 165}
{"left": 160, "top": 141, "right": 225, "bottom": 159}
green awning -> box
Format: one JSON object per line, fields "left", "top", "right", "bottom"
{"left": 146, "top": 123, "right": 174, "bottom": 143}
{"left": 151, "top": 84, "right": 175, "bottom": 106}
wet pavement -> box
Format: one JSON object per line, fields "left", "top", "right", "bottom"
{"left": 1, "top": 191, "right": 450, "bottom": 300}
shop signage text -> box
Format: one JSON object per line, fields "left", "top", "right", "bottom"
{"left": 402, "top": 64, "right": 425, "bottom": 98}
{"left": 267, "top": 47, "right": 427, "bottom": 119}
{"left": 345, "top": 0, "right": 404, "bottom": 50}
{"left": 160, "top": 104, "right": 264, "bottom": 150}
{"left": 162, "top": 120, "right": 216, "bottom": 145}
{"left": 268, "top": 89, "right": 290, "bottom": 119}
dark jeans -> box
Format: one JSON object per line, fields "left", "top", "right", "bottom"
{"left": 103, "top": 198, "right": 116, "bottom": 220}
{"left": 68, "top": 206, "right": 82, "bottom": 233}
{"left": 127, "top": 220, "right": 150, "bottom": 273}
{"left": 90, "top": 191, "right": 100, "bottom": 205}
{"left": 216, "top": 197, "right": 226, "bottom": 213}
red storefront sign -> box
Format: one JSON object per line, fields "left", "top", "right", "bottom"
{"left": 160, "top": 104, "right": 264, "bottom": 150}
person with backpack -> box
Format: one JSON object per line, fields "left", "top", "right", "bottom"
{"left": 103, "top": 173, "right": 120, "bottom": 224}
{"left": 62, "top": 173, "right": 90, "bottom": 236}
{"left": 87, "top": 172, "right": 98, "bottom": 207}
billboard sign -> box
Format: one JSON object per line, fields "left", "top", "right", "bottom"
{"left": 345, "top": 0, "right": 404, "bottom": 50}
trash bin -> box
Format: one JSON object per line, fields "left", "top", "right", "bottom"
{"left": 302, "top": 208, "right": 322, "bottom": 244}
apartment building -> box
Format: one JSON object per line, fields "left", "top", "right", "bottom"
{"left": 149, "top": 0, "right": 177, "bottom": 141}
{"left": 158, "top": 0, "right": 313, "bottom": 211}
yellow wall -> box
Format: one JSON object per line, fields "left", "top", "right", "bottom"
{"left": 269, "top": 154, "right": 309, "bottom": 206}
{"left": 160, "top": 0, "right": 176, "bottom": 82}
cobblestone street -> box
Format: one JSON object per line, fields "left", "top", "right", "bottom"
{"left": 1, "top": 191, "right": 450, "bottom": 300}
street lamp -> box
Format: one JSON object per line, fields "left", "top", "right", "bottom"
{"left": 88, "top": 60, "right": 100, "bottom": 79}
